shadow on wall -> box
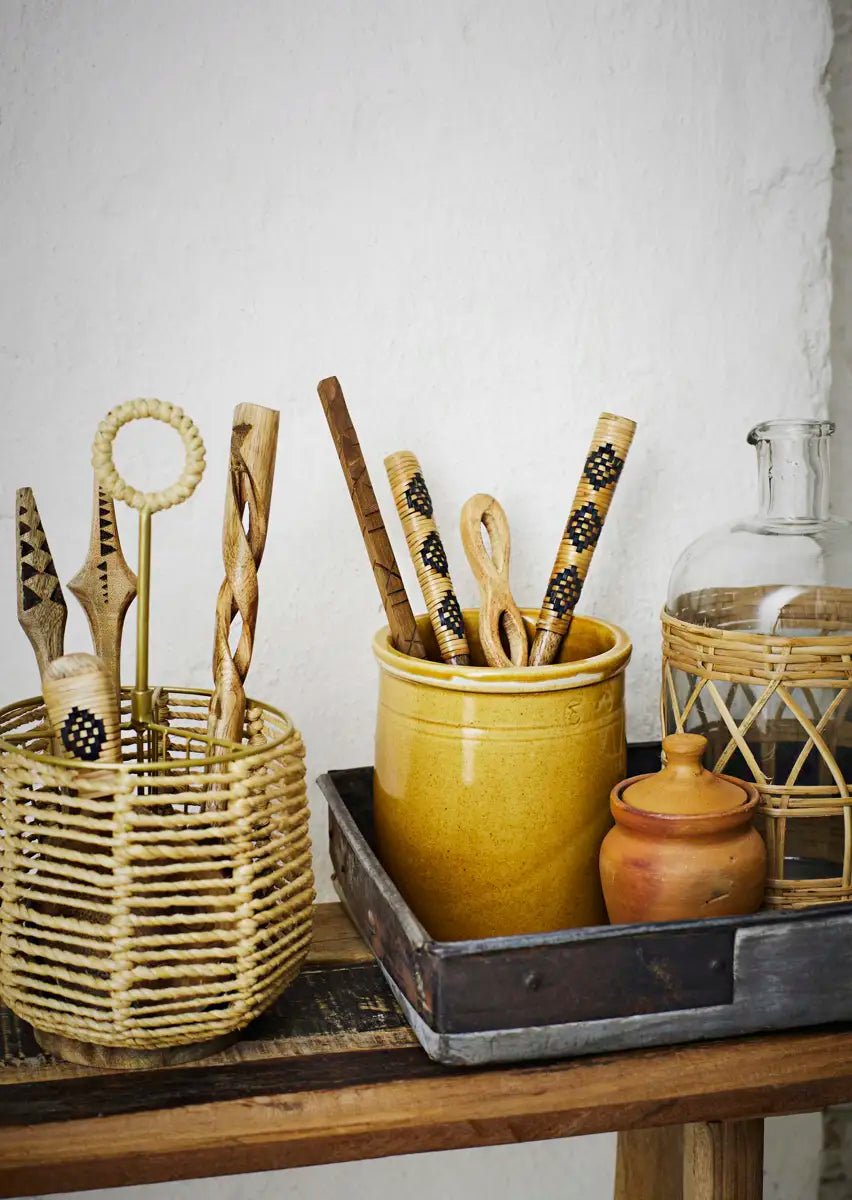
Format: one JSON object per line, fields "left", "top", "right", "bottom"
{"left": 831, "top": 0, "right": 852, "bottom": 520}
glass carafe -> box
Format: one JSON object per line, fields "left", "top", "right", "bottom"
{"left": 663, "top": 419, "right": 852, "bottom": 908}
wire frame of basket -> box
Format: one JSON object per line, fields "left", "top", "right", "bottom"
{"left": 662, "top": 588, "right": 852, "bottom": 911}
{"left": 0, "top": 687, "right": 314, "bottom": 1066}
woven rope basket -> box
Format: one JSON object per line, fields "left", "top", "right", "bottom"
{"left": 662, "top": 587, "right": 852, "bottom": 910}
{"left": 0, "top": 687, "right": 314, "bottom": 1064}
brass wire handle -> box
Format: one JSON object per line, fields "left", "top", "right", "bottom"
{"left": 92, "top": 399, "right": 206, "bottom": 725}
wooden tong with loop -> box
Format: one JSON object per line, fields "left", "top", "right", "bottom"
{"left": 460, "top": 494, "right": 528, "bottom": 668}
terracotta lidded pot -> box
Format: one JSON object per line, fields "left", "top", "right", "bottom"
{"left": 599, "top": 733, "right": 766, "bottom": 924}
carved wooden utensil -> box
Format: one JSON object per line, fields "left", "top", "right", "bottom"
{"left": 385, "top": 450, "right": 470, "bottom": 666}
{"left": 460, "top": 494, "right": 528, "bottom": 668}
{"left": 208, "top": 403, "right": 279, "bottom": 747}
{"left": 16, "top": 487, "right": 67, "bottom": 681}
{"left": 318, "top": 376, "right": 427, "bottom": 660}
{"left": 69, "top": 480, "right": 138, "bottom": 694}
{"left": 530, "top": 412, "right": 636, "bottom": 666}
{"left": 42, "top": 652, "right": 122, "bottom": 764}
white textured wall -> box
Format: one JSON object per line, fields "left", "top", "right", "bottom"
{"left": 0, "top": 1, "right": 835, "bottom": 1198}
{"left": 832, "top": 0, "right": 852, "bottom": 524}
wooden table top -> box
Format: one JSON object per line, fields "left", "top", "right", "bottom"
{"left": 2, "top": 903, "right": 852, "bottom": 1197}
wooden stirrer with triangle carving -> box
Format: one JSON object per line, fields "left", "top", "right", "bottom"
{"left": 69, "top": 480, "right": 137, "bottom": 693}
{"left": 16, "top": 487, "right": 68, "bottom": 682}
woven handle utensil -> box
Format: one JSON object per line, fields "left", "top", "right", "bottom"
{"left": 460, "top": 493, "right": 528, "bottom": 668}
{"left": 385, "top": 450, "right": 470, "bottom": 666}
{"left": 92, "top": 399, "right": 205, "bottom": 726}
{"left": 530, "top": 412, "right": 636, "bottom": 666}
{"left": 43, "top": 653, "right": 122, "bottom": 764}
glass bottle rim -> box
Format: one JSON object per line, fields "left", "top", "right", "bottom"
{"left": 747, "top": 418, "right": 835, "bottom": 445}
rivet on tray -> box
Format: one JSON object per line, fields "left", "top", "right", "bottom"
{"left": 524, "top": 970, "right": 542, "bottom": 991}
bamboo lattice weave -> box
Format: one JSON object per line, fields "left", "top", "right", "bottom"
{"left": 662, "top": 597, "right": 852, "bottom": 909}
{"left": 0, "top": 689, "right": 314, "bottom": 1049}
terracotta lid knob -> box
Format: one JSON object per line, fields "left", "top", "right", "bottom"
{"left": 625, "top": 732, "right": 746, "bottom": 815}
{"left": 663, "top": 732, "right": 709, "bottom": 773}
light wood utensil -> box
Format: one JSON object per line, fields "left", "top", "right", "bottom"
{"left": 42, "top": 652, "right": 122, "bottom": 763}
{"left": 318, "top": 376, "right": 427, "bottom": 660}
{"left": 92, "top": 399, "right": 206, "bottom": 729}
{"left": 69, "top": 481, "right": 138, "bottom": 693}
{"left": 208, "top": 403, "right": 279, "bottom": 746}
{"left": 460, "top": 493, "right": 528, "bottom": 668}
{"left": 16, "top": 487, "right": 67, "bottom": 681}
{"left": 530, "top": 412, "right": 636, "bottom": 666}
{"left": 385, "top": 450, "right": 470, "bottom": 666}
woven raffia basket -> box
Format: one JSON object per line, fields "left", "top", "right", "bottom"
{"left": 0, "top": 686, "right": 314, "bottom": 1067}
{"left": 662, "top": 586, "right": 852, "bottom": 910}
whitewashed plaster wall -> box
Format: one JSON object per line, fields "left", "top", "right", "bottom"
{"left": 832, "top": 0, "right": 852, "bottom": 524}
{"left": 0, "top": 2, "right": 834, "bottom": 1198}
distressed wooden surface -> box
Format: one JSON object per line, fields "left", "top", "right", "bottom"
{"left": 2, "top": 903, "right": 852, "bottom": 1196}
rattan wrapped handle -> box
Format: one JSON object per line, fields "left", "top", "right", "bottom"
{"left": 385, "top": 450, "right": 470, "bottom": 666}
{"left": 530, "top": 412, "right": 636, "bottom": 666}
{"left": 91, "top": 399, "right": 206, "bottom": 727}
{"left": 43, "top": 653, "right": 121, "bottom": 764}
{"left": 92, "top": 399, "right": 205, "bottom": 514}
{"left": 460, "top": 494, "right": 528, "bottom": 668}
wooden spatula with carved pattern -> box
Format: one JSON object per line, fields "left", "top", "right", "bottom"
{"left": 16, "top": 487, "right": 67, "bottom": 682}
{"left": 69, "top": 480, "right": 138, "bottom": 693}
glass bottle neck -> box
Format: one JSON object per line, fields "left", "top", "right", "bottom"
{"left": 753, "top": 426, "right": 831, "bottom": 523}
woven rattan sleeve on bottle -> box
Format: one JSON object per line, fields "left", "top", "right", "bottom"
{"left": 661, "top": 597, "right": 852, "bottom": 910}
{"left": 385, "top": 451, "right": 470, "bottom": 666}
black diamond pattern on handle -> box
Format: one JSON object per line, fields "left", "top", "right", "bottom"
{"left": 545, "top": 565, "right": 583, "bottom": 618}
{"left": 61, "top": 705, "right": 107, "bottom": 762}
{"left": 436, "top": 592, "right": 465, "bottom": 639}
{"left": 583, "top": 442, "right": 624, "bottom": 492}
{"left": 404, "top": 472, "right": 433, "bottom": 518}
{"left": 566, "top": 502, "right": 603, "bottom": 553}
{"left": 420, "top": 530, "right": 449, "bottom": 577}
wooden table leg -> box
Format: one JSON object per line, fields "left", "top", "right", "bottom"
{"left": 683, "top": 1119, "right": 764, "bottom": 1200}
{"left": 615, "top": 1127, "right": 684, "bottom": 1200}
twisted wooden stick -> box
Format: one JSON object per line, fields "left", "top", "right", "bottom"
{"left": 208, "top": 404, "right": 280, "bottom": 746}
{"left": 385, "top": 451, "right": 470, "bottom": 666}
{"left": 530, "top": 412, "right": 636, "bottom": 666}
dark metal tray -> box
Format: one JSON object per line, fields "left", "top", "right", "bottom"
{"left": 318, "top": 744, "right": 852, "bottom": 1066}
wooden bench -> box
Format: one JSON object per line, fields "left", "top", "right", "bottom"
{"left": 0, "top": 904, "right": 848, "bottom": 1199}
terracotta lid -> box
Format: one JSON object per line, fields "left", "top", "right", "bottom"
{"left": 625, "top": 733, "right": 746, "bottom": 815}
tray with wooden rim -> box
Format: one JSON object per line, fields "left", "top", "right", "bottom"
{"left": 319, "top": 742, "right": 852, "bottom": 1067}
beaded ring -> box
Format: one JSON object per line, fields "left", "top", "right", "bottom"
{"left": 92, "top": 398, "right": 206, "bottom": 513}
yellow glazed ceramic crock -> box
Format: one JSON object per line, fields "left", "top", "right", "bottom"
{"left": 373, "top": 609, "right": 631, "bottom": 941}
